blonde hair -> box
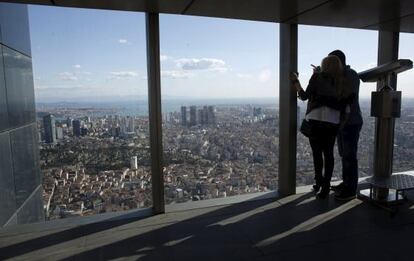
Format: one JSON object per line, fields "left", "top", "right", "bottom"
{"left": 321, "top": 55, "right": 347, "bottom": 98}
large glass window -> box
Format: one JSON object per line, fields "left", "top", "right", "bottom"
{"left": 297, "top": 25, "right": 378, "bottom": 186}
{"left": 393, "top": 33, "right": 414, "bottom": 173}
{"left": 30, "top": 6, "right": 151, "bottom": 220}
{"left": 160, "top": 15, "right": 279, "bottom": 206}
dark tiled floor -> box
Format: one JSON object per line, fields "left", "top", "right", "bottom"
{"left": 1, "top": 192, "right": 414, "bottom": 261}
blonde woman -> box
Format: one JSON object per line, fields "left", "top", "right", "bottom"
{"left": 291, "top": 55, "right": 351, "bottom": 199}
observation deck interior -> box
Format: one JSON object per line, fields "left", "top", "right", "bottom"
{"left": 1, "top": 1, "right": 414, "bottom": 260}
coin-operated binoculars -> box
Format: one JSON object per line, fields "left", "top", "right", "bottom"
{"left": 359, "top": 59, "right": 413, "bottom": 203}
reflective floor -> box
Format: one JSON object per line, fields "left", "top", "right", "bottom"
{"left": 1, "top": 190, "right": 414, "bottom": 261}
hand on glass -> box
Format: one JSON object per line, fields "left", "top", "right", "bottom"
{"left": 290, "top": 72, "right": 299, "bottom": 82}
{"left": 290, "top": 72, "right": 302, "bottom": 92}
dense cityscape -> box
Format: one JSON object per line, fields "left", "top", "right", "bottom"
{"left": 36, "top": 101, "right": 414, "bottom": 220}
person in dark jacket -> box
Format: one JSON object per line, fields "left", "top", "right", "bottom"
{"left": 329, "top": 50, "right": 363, "bottom": 201}
{"left": 291, "top": 55, "right": 351, "bottom": 199}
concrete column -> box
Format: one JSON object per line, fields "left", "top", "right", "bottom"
{"left": 278, "top": 23, "right": 298, "bottom": 196}
{"left": 146, "top": 13, "right": 165, "bottom": 214}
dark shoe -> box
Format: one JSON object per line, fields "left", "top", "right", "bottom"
{"left": 331, "top": 182, "right": 345, "bottom": 193}
{"left": 317, "top": 186, "right": 330, "bottom": 199}
{"left": 312, "top": 184, "right": 321, "bottom": 193}
{"left": 334, "top": 190, "right": 356, "bottom": 201}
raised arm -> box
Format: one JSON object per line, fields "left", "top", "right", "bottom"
{"left": 290, "top": 72, "right": 317, "bottom": 101}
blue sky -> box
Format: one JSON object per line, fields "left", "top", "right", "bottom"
{"left": 29, "top": 5, "right": 414, "bottom": 102}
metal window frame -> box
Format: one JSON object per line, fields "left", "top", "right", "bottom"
{"left": 146, "top": 12, "right": 165, "bottom": 214}
{"left": 278, "top": 23, "right": 298, "bottom": 196}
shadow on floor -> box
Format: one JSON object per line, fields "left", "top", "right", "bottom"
{"left": 61, "top": 193, "right": 350, "bottom": 260}
{"left": 0, "top": 193, "right": 305, "bottom": 260}
{"left": 3, "top": 192, "right": 414, "bottom": 261}
{"left": 0, "top": 211, "right": 150, "bottom": 259}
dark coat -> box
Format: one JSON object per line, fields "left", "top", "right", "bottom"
{"left": 343, "top": 66, "right": 363, "bottom": 126}
{"left": 298, "top": 72, "right": 351, "bottom": 116}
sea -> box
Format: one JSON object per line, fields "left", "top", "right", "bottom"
{"left": 36, "top": 97, "right": 279, "bottom": 117}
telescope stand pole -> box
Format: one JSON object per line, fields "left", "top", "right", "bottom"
{"left": 372, "top": 31, "right": 399, "bottom": 201}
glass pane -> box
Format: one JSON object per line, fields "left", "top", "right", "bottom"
{"left": 297, "top": 25, "right": 378, "bottom": 186}
{"left": 30, "top": 6, "right": 151, "bottom": 220}
{"left": 160, "top": 15, "right": 279, "bottom": 207}
{"left": 393, "top": 33, "right": 414, "bottom": 173}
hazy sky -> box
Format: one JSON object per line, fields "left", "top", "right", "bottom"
{"left": 29, "top": 5, "right": 414, "bottom": 102}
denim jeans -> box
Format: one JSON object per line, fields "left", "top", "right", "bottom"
{"left": 337, "top": 123, "right": 363, "bottom": 194}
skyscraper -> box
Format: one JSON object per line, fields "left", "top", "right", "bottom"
{"left": 202, "top": 106, "right": 208, "bottom": 124}
{"left": 130, "top": 156, "right": 138, "bottom": 170}
{"left": 181, "top": 106, "right": 187, "bottom": 126}
{"left": 189, "top": 106, "right": 197, "bottom": 126}
{"left": 198, "top": 109, "right": 204, "bottom": 125}
{"left": 80, "top": 127, "right": 88, "bottom": 136}
{"left": 72, "top": 120, "right": 81, "bottom": 137}
{"left": 253, "top": 107, "right": 262, "bottom": 117}
{"left": 55, "top": 126, "right": 63, "bottom": 140}
{"left": 66, "top": 117, "right": 72, "bottom": 128}
{"left": 43, "top": 114, "right": 56, "bottom": 143}
{"left": 208, "top": 106, "right": 216, "bottom": 124}
{"left": 127, "top": 116, "right": 135, "bottom": 132}
{"left": 120, "top": 117, "right": 127, "bottom": 134}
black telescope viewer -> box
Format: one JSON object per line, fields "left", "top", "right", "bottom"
{"left": 359, "top": 59, "right": 413, "bottom": 84}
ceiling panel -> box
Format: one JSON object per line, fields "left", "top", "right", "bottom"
{"left": 0, "top": 0, "right": 52, "bottom": 5}
{"left": 184, "top": 0, "right": 330, "bottom": 22}
{"left": 366, "top": 13, "right": 414, "bottom": 34}
{"left": 54, "top": 0, "right": 193, "bottom": 14}
{"left": 53, "top": 0, "right": 147, "bottom": 12}
{"left": 287, "top": 0, "right": 414, "bottom": 30}
{"left": 156, "top": 0, "right": 193, "bottom": 14}
{"left": 1, "top": 0, "right": 414, "bottom": 33}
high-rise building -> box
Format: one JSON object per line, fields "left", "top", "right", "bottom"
{"left": 130, "top": 156, "right": 138, "bottom": 170}
{"left": 110, "top": 126, "right": 117, "bottom": 137}
{"left": 66, "top": 117, "right": 72, "bottom": 128}
{"left": 189, "top": 106, "right": 197, "bottom": 126}
{"left": 168, "top": 112, "right": 174, "bottom": 123}
{"left": 55, "top": 126, "right": 64, "bottom": 140}
{"left": 127, "top": 116, "right": 135, "bottom": 132}
{"left": 80, "top": 127, "right": 88, "bottom": 136}
{"left": 120, "top": 117, "right": 128, "bottom": 134}
{"left": 198, "top": 109, "right": 204, "bottom": 125}
{"left": 181, "top": 106, "right": 187, "bottom": 126}
{"left": 43, "top": 114, "right": 56, "bottom": 143}
{"left": 207, "top": 106, "right": 216, "bottom": 124}
{"left": 72, "top": 120, "right": 81, "bottom": 137}
{"left": 253, "top": 107, "right": 262, "bottom": 117}
{"left": 115, "top": 126, "right": 121, "bottom": 137}
{"left": 202, "top": 106, "right": 208, "bottom": 124}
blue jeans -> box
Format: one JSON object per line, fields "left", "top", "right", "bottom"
{"left": 337, "top": 124, "right": 362, "bottom": 194}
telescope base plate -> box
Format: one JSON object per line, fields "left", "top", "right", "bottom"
{"left": 358, "top": 189, "right": 405, "bottom": 205}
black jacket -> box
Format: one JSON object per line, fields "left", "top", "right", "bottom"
{"left": 298, "top": 72, "right": 351, "bottom": 115}
{"left": 343, "top": 66, "right": 363, "bottom": 126}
